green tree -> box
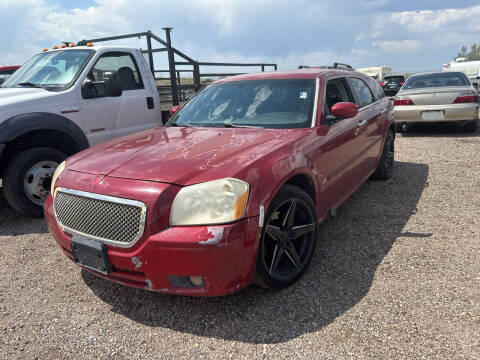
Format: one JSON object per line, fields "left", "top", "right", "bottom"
{"left": 456, "top": 44, "right": 480, "bottom": 61}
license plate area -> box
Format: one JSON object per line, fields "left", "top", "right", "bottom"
{"left": 71, "top": 235, "right": 111, "bottom": 275}
{"left": 422, "top": 110, "right": 444, "bottom": 120}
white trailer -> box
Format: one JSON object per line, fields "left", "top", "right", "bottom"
{"left": 356, "top": 66, "right": 392, "bottom": 81}
{"left": 443, "top": 58, "right": 480, "bottom": 90}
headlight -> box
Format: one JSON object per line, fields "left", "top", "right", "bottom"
{"left": 170, "top": 178, "right": 249, "bottom": 226}
{"left": 50, "top": 161, "right": 66, "bottom": 194}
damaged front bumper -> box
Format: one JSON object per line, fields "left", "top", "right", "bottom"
{"left": 44, "top": 195, "right": 261, "bottom": 296}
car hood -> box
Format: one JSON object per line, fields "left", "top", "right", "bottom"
{"left": 0, "top": 87, "right": 51, "bottom": 107}
{"left": 68, "top": 126, "right": 302, "bottom": 186}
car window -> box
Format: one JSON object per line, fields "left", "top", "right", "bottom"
{"left": 365, "top": 77, "right": 385, "bottom": 100}
{"left": 89, "top": 52, "right": 144, "bottom": 91}
{"left": 324, "top": 78, "right": 354, "bottom": 117}
{"left": 403, "top": 72, "right": 469, "bottom": 89}
{"left": 349, "top": 77, "right": 374, "bottom": 108}
{"left": 384, "top": 76, "right": 404, "bottom": 83}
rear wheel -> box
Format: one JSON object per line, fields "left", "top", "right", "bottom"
{"left": 371, "top": 128, "right": 394, "bottom": 180}
{"left": 254, "top": 185, "right": 317, "bottom": 289}
{"left": 464, "top": 120, "right": 478, "bottom": 133}
{"left": 3, "top": 147, "right": 66, "bottom": 217}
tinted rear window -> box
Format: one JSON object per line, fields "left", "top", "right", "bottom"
{"left": 384, "top": 76, "right": 404, "bottom": 83}
{"left": 404, "top": 72, "right": 469, "bottom": 89}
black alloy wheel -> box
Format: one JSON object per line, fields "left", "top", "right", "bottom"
{"left": 255, "top": 185, "right": 317, "bottom": 289}
{"left": 371, "top": 128, "right": 394, "bottom": 180}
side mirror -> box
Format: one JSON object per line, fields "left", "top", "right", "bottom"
{"left": 104, "top": 72, "right": 122, "bottom": 97}
{"left": 81, "top": 72, "right": 122, "bottom": 99}
{"left": 330, "top": 102, "right": 358, "bottom": 118}
{"left": 170, "top": 106, "right": 180, "bottom": 116}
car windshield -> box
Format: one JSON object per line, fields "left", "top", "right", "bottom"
{"left": 169, "top": 79, "right": 316, "bottom": 129}
{"left": 403, "top": 72, "right": 469, "bottom": 89}
{"left": 2, "top": 49, "right": 93, "bottom": 91}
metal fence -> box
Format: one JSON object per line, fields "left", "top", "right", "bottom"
{"left": 78, "top": 29, "right": 277, "bottom": 111}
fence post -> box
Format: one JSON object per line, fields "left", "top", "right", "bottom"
{"left": 193, "top": 62, "right": 201, "bottom": 91}
{"left": 163, "top": 27, "right": 179, "bottom": 106}
{"left": 146, "top": 30, "right": 155, "bottom": 76}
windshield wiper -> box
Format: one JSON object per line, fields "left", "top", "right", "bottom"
{"left": 17, "top": 82, "right": 44, "bottom": 88}
{"left": 223, "top": 123, "right": 262, "bottom": 128}
{"left": 168, "top": 122, "right": 195, "bottom": 127}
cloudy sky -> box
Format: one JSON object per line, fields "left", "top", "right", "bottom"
{"left": 1, "top": 0, "right": 479, "bottom": 73}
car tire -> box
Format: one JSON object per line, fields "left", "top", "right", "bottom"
{"left": 254, "top": 185, "right": 318, "bottom": 289}
{"left": 371, "top": 128, "right": 394, "bottom": 180}
{"left": 2, "top": 147, "right": 66, "bottom": 217}
{"left": 464, "top": 120, "right": 478, "bottom": 133}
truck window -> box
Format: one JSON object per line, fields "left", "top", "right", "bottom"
{"left": 349, "top": 77, "right": 374, "bottom": 108}
{"left": 89, "top": 52, "right": 144, "bottom": 91}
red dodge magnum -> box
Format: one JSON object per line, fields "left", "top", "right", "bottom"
{"left": 44, "top": 68, "right": 394, "bottom": 296}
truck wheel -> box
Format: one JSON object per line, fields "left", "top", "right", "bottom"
{"left": 254, "top": 185, "right": 317, "bottom": 289}
{"left": 3, "top": 147, "right": 66, "bottom": 217}
{"left": 464, "top": 120, "right": 478, "bottom": 133}
{"left": 371, "top": 128, "right": 394, "bottom": 180}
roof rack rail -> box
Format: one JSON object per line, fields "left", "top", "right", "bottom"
{"left": 298, "top": 63, "right": 354, "bottom": 71}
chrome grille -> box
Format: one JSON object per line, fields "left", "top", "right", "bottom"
{"left": 53, "top": 188, "right": 146, "bottom": 247}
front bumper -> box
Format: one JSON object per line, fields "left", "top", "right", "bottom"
{"left": 393, "top": 103, "right": 479, "bottom": 123}
{"left": 44, "top": 195, "right": 261, "bottom": 296}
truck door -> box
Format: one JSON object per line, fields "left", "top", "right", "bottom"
{"left": 79, "top": 51, "right": 159, "bottom": 146}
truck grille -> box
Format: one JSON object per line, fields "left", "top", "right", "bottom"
{"left": 53, "top": 188, "right": 147, "bottom": 247}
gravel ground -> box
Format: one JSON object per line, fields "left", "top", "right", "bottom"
{"left": 1, "top": 123, "right": 479, "bottom": 359}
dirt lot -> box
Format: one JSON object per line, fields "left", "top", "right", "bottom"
{"left": 1, "top": 124, "right": 479, "bottom": 359}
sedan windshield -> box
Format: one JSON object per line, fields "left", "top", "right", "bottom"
{"left": 3, "top": 50, "right": 93, "bottom": 91}
{"left": 169, "top": 79, "right": 316, "bottom": 129}
{"left": 403, "top": 72, "right": 469, "bottom": 89}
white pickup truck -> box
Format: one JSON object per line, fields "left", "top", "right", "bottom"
{"left": 0, "top": 45, "right": 164, "bottom": 216}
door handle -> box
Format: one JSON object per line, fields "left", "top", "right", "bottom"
{"left": 358, "top": 120, "right": 367, "bottom": 127}
{"left": 146, "top": 97, "right": 154, "bottom": 109}
{"left": 380, "top": 108, "right": 387, "bottom": 114}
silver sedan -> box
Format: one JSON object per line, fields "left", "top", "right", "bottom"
{"left": 393, "top": 71, "right": 478, "bottom": 133}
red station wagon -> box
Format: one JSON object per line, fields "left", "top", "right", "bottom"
{"left": 44, "top": 68, "right": 395, "bottom": 296}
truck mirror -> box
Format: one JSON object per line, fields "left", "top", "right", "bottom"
{"left": 81, "top": 78, "right": 101, "bottom": 99}
{"left": 104, "top": 72, "right": 122, "bottom": 97}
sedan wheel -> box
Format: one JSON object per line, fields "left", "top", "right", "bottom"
{"left": 255, "top": 185, "right": 317, "bottom": 289}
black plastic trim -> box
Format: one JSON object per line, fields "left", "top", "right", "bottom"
{"left": 0, "top": 112, "right": 89, "bottom": 150}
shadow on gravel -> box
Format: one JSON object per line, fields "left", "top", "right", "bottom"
{"left": 83, "top": 160, "right": 428, "bottom": 344}
{"left": 0, "top": 187, "right": 48, "bottom": 236}
{"left": 399, "top": 122, "right": 480, "bottom": 138}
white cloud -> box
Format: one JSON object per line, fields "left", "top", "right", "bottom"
{"left": 390, "top": 5, "right": 480, "bottom": 33}
{"left": 371, "top": 39, "right": 421, "bottom": 53}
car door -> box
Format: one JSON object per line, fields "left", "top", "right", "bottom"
{"left": 79, "top": 51, "right": 158, "bottom": 146}
{"left": 364, "top": 76, "right": 389, "bottom": 169}
{"left": 347, "top": 76, "right": 382, "bottom": 176}
{"left": 313, "top": 76, "right": 368, "bottom": 211}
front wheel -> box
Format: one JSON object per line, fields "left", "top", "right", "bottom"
{"left": 2, "top": 147, "right": 66, "bottom": 217}
{"left": 371, "top": 128, "right": 394, "bottom": 180}
{"left": 254, "top": 185, "right": 318, "bottom": 289}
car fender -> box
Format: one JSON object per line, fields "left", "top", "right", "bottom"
{"left": 239, "top": 142, "right": 319, "bottom": 221}
{"left": 0, "top": 112, "right": 89, "bottom": 150}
